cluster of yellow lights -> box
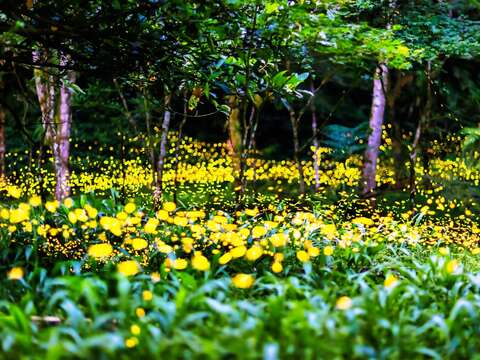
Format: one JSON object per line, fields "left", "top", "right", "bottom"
{"left": 2, "top": 133, "right": 479, "bottom": 202}
{"left": 1, "top": 194, "right": 479, "bottom": 284}
{"left": 1, "top": 133, "right": 479, "bottom": 287}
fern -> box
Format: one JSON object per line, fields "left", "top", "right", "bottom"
{"left": 321, "top": 122, "right": 368, "bottom": 160}
{"left": 461, "top": 127, "right": 480, "bottom": 167}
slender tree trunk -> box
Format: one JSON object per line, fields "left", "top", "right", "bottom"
{"left": 143, "top": 93, "right": 157, "bottom": 190}
{"left": 173, "top": 95, "right": 188, "bottom": 204}
{"left": 236, "top": 104, "right": 256, "bottom": 198}
{"left": 33, "top": 50, "right": 56, "bottom": 144}
{"left": 362, "top": 63, "right": 389, "bottom": 196}
{"left": 113, "top": 78, "right": 137, "bottom": 132}
{"left": 391, "top": 119, "right": 408, "bottom": 189}
{"left": 33, "top": 49, "right": 74, "bottom": 201}
{"left": 153, "top": 93, "right": 172, "bottom": 208}
{"left": 37, "top": 129, "right": 47, "bottom": 201}
{"left": 310, "top": 79, "right": 320, "bottom": 192}
{"left": 227, "top": 95, "right": 242, "bottom": 190}
{"left": 410, "top": 62, "right": 432, "bottom": 209}
{"left": 248, "top": 104, "right": 261, "bottom": 190}
{"left": 388, "top": 73, "right": 413, "bottom": 189}
{"left": 119, "top": 132, "right": 127, "bottom": 201}
{"left": 0, "top": 105, "right": 5, "bottom": 179}
{"left": 54, "top": 54, "right": 75, "bottom": 201}
{"left": 409, "top": 118, "right": 422, "bottom": 209}
{"left": 289, "top": 109, "right": 306, "bottom": 195}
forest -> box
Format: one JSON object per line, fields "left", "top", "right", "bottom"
{"left": 1, "top": 0, "right": 480, "bottom": 358}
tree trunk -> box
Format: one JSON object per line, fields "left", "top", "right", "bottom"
{"left": 173, "top": 95, "right": 188, "bottom": 204}
{"left": 236, "top": 104, "right": 256, "bottom": 198}
{"left": 33, "top": 50, "right": 56, "bottom": 145}
{"left": 54, "top": 54, "right": 75, "bottom": 201}
{"left": 410, "top": 62, "right": 433, "bottom": 209}
{"left": 388, "top": 73, "right": 413, "bottom": 189}
{"left": 227, "top": 95, "right": 242, "bottom": 189}
{"left": 143, "top": 93, "right": 157, "bottom": 190}
{"left": 289, "top": 109, "right": 306, "bottom": 195}
{"left": 391, "top": 119, "right": 409, "bottom": 189}
{"left": 114, "top": 78, "right": 137, "bottom": 132}
{"left": 409, "top": 117, "right": 422, "bottom": 209}
{"left": 153, "top": 93, "right": 172, "bottom": 208}
{"left": 0, "top": 105, "right": 5, "bottom": 179}
{"left": 248, "top": 104, "right": 261, "bottom": 190}
{"left": 310, "top": 79, "right": 320, "bottom": 192}
{"left": 362, "top": 63, "right": 389, "bottom": 196}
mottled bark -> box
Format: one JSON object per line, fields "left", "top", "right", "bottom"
{"left": 33, "top": 50, "right": 56, "bottom": 144}
{"left": 227, "top": 95, "right": 242, "bottom": 188}
{"left": 153, "top": 93, "right": 172, "bottom": 208}
{"left": 362, "top": 63, "right": 389, "bottom": 195}
{"left": 54, "top": 54, "right": 75, "bottom": 201}
{"left": 310, "top": 79, "right": 320, "bottom": 192}
{"left": 0, "top": 105, "right": 5, "bottom": 179}
{"left": 33, "top": 51, "right": 75, "bottom": 201}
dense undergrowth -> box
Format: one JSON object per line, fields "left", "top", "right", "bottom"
{"left": 1, "top": 136, "right": 480, "bottom": 359}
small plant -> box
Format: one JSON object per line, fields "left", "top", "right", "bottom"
{"left": 321, "top": 122, "right": 369, "bottom": 160}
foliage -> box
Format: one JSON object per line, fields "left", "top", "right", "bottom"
{"left": 461, "top": 127, "right": 480, "bottom": 167}
{"left": 0, "top": 134, "right": 479, "bottom": 357}
{"left": 2, "top": 1, "right": 480, "bottom": 358}
{"left": 2, "top": 223, "right": 480, "bottom": 358}
{"left": 321, "top": 122, "right": 368, "bottom": 160}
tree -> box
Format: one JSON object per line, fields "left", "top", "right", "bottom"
{"left": 32, "top": 49, "right": 76, "bottom": 201}
{"left": 363, "top": 62, "right": 389, "bottom": 196}
{"left": 392, "top": 0, "right": 480, "bottom": 204}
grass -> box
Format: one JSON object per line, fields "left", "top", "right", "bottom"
{"left": 1, "top": 139, "right": 480, "bottom": 358}
{"left": 2, "top": 241, "right": 480, "bottom": 359}
{"left": 0, "top": 191, "right": 480, "bottom": 359}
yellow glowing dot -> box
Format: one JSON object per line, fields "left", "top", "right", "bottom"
{"left": 439, "top": 247, "right": 449, "bottom": 256}
{"left": 130, "top": 324, "right": 141, "bottom": 335}
{"left": 151, "top": 272, "right": 161, "bottom": 283}
{"left": 117, "top": 261, "right": 140, "bottom": 277}
{"left": 245, "top": 246, "right": 263, "bottom": 261}
{"left": 323, "top": 246, "right": 334, "bottom": 256}
{"left": 163, "top": 202, "right": 176, "bottom": 212}
{"left": 231, "top": 273, "right": 255, "bottom": 289}
{"left": 218, "top": 252, "right": 232, "bottom": 265}
{"left": 191, "top": 254, "right": 210, "bottom": 271}
{"left": 125, "top": 337, "right": 138, "bottom": 348}
{"left": 63, "top": 198, "right": 74, "bottom": 208}
{"left": 124, "top": 203, "right": 136, "bottom": 214}
{"left": 29, "top": 195, "right": 42, "bottom": 207}
{"left": 384, "top": 274, "right": 398, "bottom": 289}
{"left": 336, "top": 296, "right": 352, "bottom": 310}
{"left": 88, "top": 243, "right": 113, "bottom": 259}
{"left": 271, "top": 262, "right": 283, "bottom": 273}
{"left": 296, "top": 250, "right": 309, "bottom": 262}
{"left": 8, "top": 267, "right": 24, "bottom": 280}
{"left": 446, "top": 260, "right": 460, "bottom": 274}
{"left": 142, "top": 290, "right": 153, "bottom": 301}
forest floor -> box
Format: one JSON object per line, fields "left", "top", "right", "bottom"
{"left": 1, "top": 136, "right": 480, "bottom": 358}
